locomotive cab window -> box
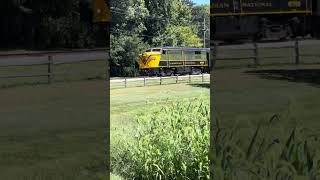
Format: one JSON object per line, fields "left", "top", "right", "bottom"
{"left": 146, "top": 49, "right": 151, "bottom": 52}
{"left": 152, "top": 49, "right": 161, "bottom": 52}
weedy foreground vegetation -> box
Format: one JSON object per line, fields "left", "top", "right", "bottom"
{"left": 211, "top": 114, "right": 320, "bottom": 180}
{"left": 211, "top": 65, "right": 320, "bottom": 180}
{"left": 113, "top": 99, "right": 210, "bottom": 179}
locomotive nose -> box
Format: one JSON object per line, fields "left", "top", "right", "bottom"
{"left": 138, "top": 53, "right": 149, "bottom": 69}
{"left": 140, "top": 53, "right": 149, "bottom": 65}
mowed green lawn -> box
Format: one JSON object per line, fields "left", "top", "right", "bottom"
{"left": 110, "top": 83, "right": 210, "bottom": 179}
{"left": 0, "top": 61, "right": 108, "bottom": 179}
{"left": 213, "top": 64, "right": 320, "bottom": 136}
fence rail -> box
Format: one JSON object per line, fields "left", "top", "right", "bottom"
{"left": 0, "top": 50, "right": 108, "bottom": 84}
{"left": 213, "top": 39, "right": 320, "bottom": 67}
{"left": 110, "top": 74, "right": 210, "bottom": 89}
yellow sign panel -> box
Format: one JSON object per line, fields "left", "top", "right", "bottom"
{"left": 93, "top": 0, "right": 111, "bottom": 22}
{"left": 288, "top": 0, "right": 301, "bottom": 7}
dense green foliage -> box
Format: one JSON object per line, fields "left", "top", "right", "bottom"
{"left": 1, "top": 0, "right": 106, "bottom": 49}
{"left": 110, "top": 0, "right": 209, "bottom": 76}
{"left": 112, "top": 98, "right": 210, "bottom": 179}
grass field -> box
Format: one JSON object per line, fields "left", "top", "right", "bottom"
{"left": 0, "top": 80, "right": 107, "bottom": 179}
{"left": 213, "top": 43, "right": 320, "bottom": 131}
{"left": 3, "top": 47, "right": 320, "bottom": 179}
{"left": 110, "top": 83, "right": 210, "bottom": 179}
{"left": 213, "top": 64, "right": 320, "bottom": 131}
{"left": 110, "top": 60, "right": 320, "bottom": 178}
{"left": 211, "top": 64, "right": 320, "bottom": 179}
{"left": 0, "top": 60, "right": 108, "bottom": 179}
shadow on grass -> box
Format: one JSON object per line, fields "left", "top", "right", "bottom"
{"left": 0, "top": 81, "right": 49, "bottom": 89}
{"left": 0, "top": 76, "right": 105, "bottom": 90}
{"left": 188, "top": 83, "right": 210, "bottom": 89}
{"left": 245, "top": 69, "right": 320, "bottom": 86}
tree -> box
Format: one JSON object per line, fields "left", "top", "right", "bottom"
{"left": 110, "top": 0, "right": 149, "bottom": 77}
{"left": 111, "top": 34, "right": 149, "bottom": 77}
{"left": 191, "top": 4, "right": 210, "bottom": 47}
{"left": 109, "top": 0, "right": 209, "bottom": 76}
{"left": 182, "top": 0, "right": 196, "bottom": 8}
{"left": 1, "top": 0, "right": 107, "bottom": 49}
{"left": 163, "top": 24, "right": 202, "bottom": 47}
{"left": 144, "top": 0, "right": 193, "bottom": 46}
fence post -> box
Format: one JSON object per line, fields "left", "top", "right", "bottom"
{"left": 189, "top": 74, "right": 191, "bottom": 83}
{"left": 254, "top": 43, "right": 260, "bottom": 66}
{"left": 124, "top": 78, "right": 127, "bottom": 88}
{"left": 160, "top": 76, "right": 162, "bottom": 85}
{"left": 144, "top": 77, "right": 146, "bottom": 86}
{"left": 211, "top": 43, "right": 218, "bottom": 72}
{"left": 176, "top": 75, "right": 178, "bottom": 84}
{"left": 202, "top": 73, "right": 204, "bottom": 82}
{"left": 295, "top": 39, "right": 300, "bottom": 65}
{"left": 48, "top": 55, "right": 53, "bottom": 84}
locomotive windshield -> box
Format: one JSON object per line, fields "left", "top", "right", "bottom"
{"left": 152, "top": 49, "right": 162, "bottom": 52}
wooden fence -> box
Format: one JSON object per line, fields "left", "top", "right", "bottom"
{"left": 110, "top": 73, "right": 210, "bottom": 89}
{"left": 0, "top": 49, "right": 108, "bottom": 84}
{"left": 212, "top": 39, "right": 320, "bottom": 67}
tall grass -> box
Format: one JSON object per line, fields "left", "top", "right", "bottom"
{"left": 111, "top": 96, "right": 320, "bottom": 180}
{"left": 211, "top": 114, "right": 320, "bottom": 180}
{"left": 112, "top": 98, "right": 210, "bottom": 179}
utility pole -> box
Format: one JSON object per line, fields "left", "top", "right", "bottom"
{"left": 203, "top": 18, "right": 206, "bottom": 48}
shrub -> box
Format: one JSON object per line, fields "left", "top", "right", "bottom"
{"left": 211, "top": 114, "right": 320, "bottom": 180}
{"left": 112, "top": 98, "right": 210, "bottom": 179}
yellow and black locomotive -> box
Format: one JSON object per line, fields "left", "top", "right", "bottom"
{"left": 138, "top": 47, "right": 210, "bottom": 76}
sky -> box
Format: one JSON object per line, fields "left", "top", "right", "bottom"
{"left": 193, "top": 0, "right": 209, "bottom": 5}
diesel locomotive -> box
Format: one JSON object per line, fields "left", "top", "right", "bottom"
{"left": 138, "top": 47, "right": 210, "bottom": 76}
{"left": 211, "top": 0, "right": 320, "bottom": 42}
